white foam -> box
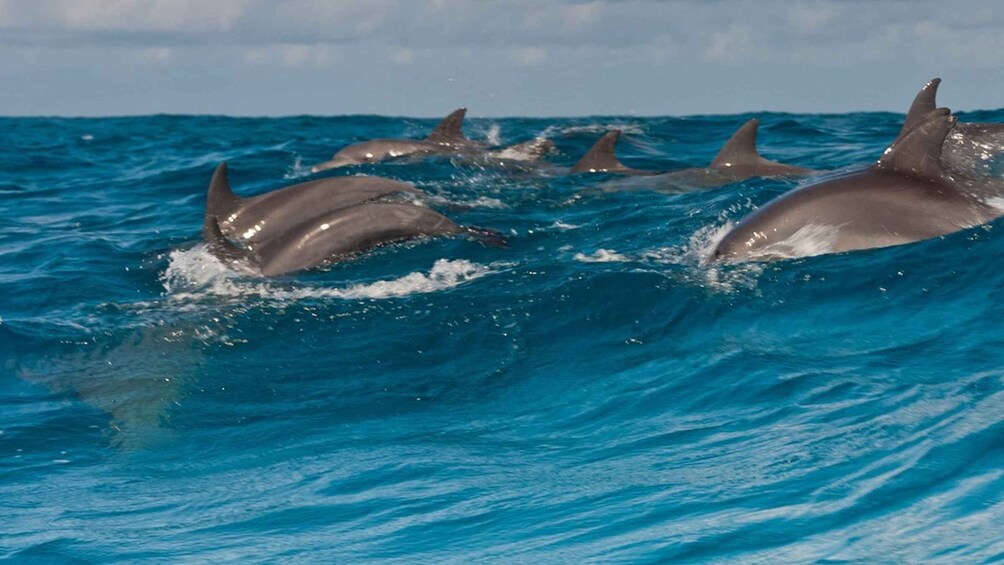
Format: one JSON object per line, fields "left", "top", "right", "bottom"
{"left": 424, "top": 193, "right": 507, "bottom": 209}
{"left": 574, "top": 249, "right": 629, "bottom": 263}
{"left": 491, "top": 146, "right": 534, "bottom": 161}
{"left": 464, "top": 196, "right": 506, "bottom": 209}
{"left": 550, "top": 220, "right": 579, "bottom": 230}
{"left": 625, "top": 221, "right": 765, "bottom": 293}
{"left": 323, "top": 259, "right": 494, "bottom": 299}
{"left": 541, "top": 123, "right": 646, "bottom": 137}
{"left": 484, "top": 124, "right": 503, "bottom": 146}
{"left": 673, "top": 222, "right": 834, "bottom": 293}
{"left": 488, "top": 138, "right": 553, "bottom": 162}
{"left": 160, "top": 246, "right": 497, "bottom": 304}
{"left": 284, "top": 155, "right": 312, "bottom": 179}
{"left": 646, "top": 221, "right": 736, "bottom": 266}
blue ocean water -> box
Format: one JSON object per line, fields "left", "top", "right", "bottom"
{"left": 2, "top": 111, "right": 1004, "bottom": 563}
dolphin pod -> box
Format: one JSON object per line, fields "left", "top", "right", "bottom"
{"left": 201, "top": 77, "right": 1004, "bottom": 277}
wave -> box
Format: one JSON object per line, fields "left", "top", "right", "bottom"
{"left": 7, "top": 112, "right": 1004, "bottom": 563}
{"left": 160, "top": 246, "right": 499, "bottom": 303}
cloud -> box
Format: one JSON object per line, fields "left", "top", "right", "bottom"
{"left": 510, "top": 46, "right": 547, "bottom": 66}
{"left": 240, "top": 42, "right": 341, "bottom": 68}
{"left": 2, "top": 0, "right": 1002, "bottom": 62}
{"left": 0, "top": 0, "right": 1003, "bottom": 116}
{"left": 786, "top": 1, "right": 844, "bottom": 34}
{"left": 0, "top": 0, "right": 247, "bottom": 34}
{"left": 142, "top": 46, "right": 172, "bottom": 63}
{"left": 704, "top": 24, "right": 756, "bottom": 63}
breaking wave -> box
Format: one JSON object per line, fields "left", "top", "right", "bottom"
{"left": 161, "top": 246, "right": 499, "bottom": 303}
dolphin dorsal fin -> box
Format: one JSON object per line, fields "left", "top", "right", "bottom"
{"left": 878, "top": 108, "right": 955, "bottom": 178}
{"left": 205, "top": 162, "right": 241, "bottom": 219}
{"left": 710, "top": 118, "right": 764, "bottom": 168}
{"left": 427, "top": 108, "right": 468, "bottom": 143}
{"left": 571, "top": 130, "right": 627, "bottom": 173}
{"left": 899, "top": 78, "right": 941, "bottom": 137}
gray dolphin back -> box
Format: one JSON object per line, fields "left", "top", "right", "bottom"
{"left": 709, "top": 118, "right": 766, "bottom": 168}
{"left": 707, "top": 118, "right": 812, "bottom": 177}
{"left": 228, "top": 177, "right": 423, "bottom": 243}
{"left": 571, "top": 130, "right": 629, "bottom": 173}
{"left": 255, "top": 203, "right": 464, "bottom": 276}
{"left": 427, "top": 108, "right": 468, "bottom": 143}
{"left": 205, "top": 163, "right": 424, "bottom": 244}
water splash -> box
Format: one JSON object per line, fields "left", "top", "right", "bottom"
{"left": 541, "top": 123, "right": 647, "bottom": 138}
{"left": 283, "top": 154, "right": 312, "bottom": 179}
{"left": 161, "top": 246, "right": 498, "bottom": 303}
{"left": 484, "top": 123, "right": 503, "bottom": 146}
{"left": 573, "top": 249, "right": 630, "bottom": 263}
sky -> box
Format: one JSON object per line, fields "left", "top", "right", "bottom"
{"left": 0, "top": 0, "right": 1002, "bottom": 117}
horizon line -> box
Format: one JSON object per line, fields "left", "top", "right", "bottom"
{"left": 1, "top": 106, "right": 1002, "bottom": 121}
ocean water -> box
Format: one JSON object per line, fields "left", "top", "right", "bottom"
{"left": 2, "top": 111, "right": 1004, "bottom": 563}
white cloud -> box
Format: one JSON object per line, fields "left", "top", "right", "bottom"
{"left": 510, "top": 46, "right": 547, "bottom": 66}
{"left": 1, "top": 0, "right": 248, "bottom": 33}
{"left": 786, "top": 1, "right": 844, "bottom": 34}
{"left": 560, "top": 1, "right": 602, "bottom": 31}
{"left": 240, "top": 42, "right": 340, "bottom": 68}
{"left": 143, "top": 46, "right": 172, "bottom": 62}
{"left": 1, "top": 0, "right": 1000, "bottom": 67}
{"left": 705, "top": 24, "right": 756, "bottom": 63}
{"left": 242, "top": 47, "right": 268, "bottom": 66}
{"left": 913, "top": 21, "right": 1004, "bottom": 67}
{"left": 388, "top": 47, "right": 416, "bottom": 64}
{"left": 2, "top": 0, "right": 1004, "bottom": 116}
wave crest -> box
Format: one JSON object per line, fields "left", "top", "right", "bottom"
{"left": 161, "top": 246, "right": 497, "bottom": 303}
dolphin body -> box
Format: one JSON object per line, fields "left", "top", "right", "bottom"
{"left": 709, "top": 109, "right": 1000, "bottom": 263}
{"left": 204, "top": 163, "right": 423, "bottom": 244}
{"left": 311, "top": 108, "right": 553, "bottom": 172}
{"left": 206, "top": 202, "right": 468, "bottom": 276}
{"left": 202, "top": 165, "right": 502, "bottom": 277}
{"left": 570, "top": 119, "right": 812, "bottom": 191}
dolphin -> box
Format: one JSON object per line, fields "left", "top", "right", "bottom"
{"left": 902, "top": 78, "right": 1004, "bottom": 138}
{"left": 201, "top": 167, "right": 505, "bottom": 276}
{"left": 571, "top": 120, "right": 812, "bottom": 187}
{"left": 311, "top": 108, "right": 553, "bottom": 172}
{"left": 205, "top": 202, "right": 477, "bottom": 276}
{"left": 709, "top": 108, "right": 1000, "bottom": 263}
{"left": 204, "top": 163, "right": 423, "bottom": 244}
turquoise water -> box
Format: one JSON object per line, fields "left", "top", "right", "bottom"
{"left": 2, "top": 112, "right": 1004, "bottom": 562}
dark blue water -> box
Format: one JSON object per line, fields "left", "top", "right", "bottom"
{"left": 3, "top": 112, "right": 1004, "bottom": 562}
